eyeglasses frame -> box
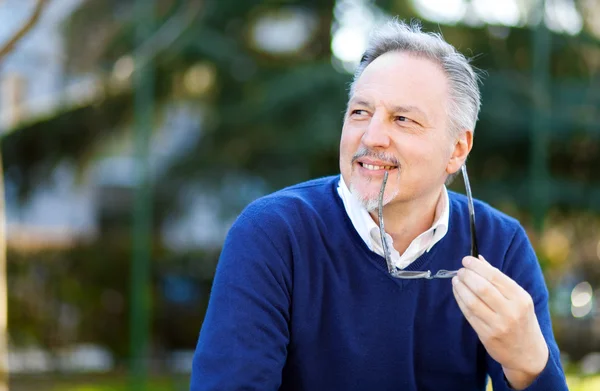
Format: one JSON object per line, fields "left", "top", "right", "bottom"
{"left": 377, "top": 165, "right": 479, "bottom": 280}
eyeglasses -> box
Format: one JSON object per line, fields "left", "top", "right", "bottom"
{"left": 377, "top": 165, "right": 479, "bottom": 279}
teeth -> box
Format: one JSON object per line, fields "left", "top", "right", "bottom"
{"left": 363, "top": 164, "right": 394, "bottom": 171}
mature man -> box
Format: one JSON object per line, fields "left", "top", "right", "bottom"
{"left": 190, "top": 20, "right": 568, "bottom": 390}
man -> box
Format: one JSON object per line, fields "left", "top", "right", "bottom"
{"left": 190, "top": 20, "right": 568, "bottom": 390}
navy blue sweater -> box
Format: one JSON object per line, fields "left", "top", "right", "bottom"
{"left": 191, "top": 176, "right": 567, "bottom": 391}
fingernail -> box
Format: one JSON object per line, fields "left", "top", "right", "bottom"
{"left": 463, "top": 257, "right": 471, "bottom": 266}
{"left": 452, "top": 276, "right": 458, "bottom": 285}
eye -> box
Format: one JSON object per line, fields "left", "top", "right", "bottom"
{"left": 395, "top": 116, "right": 412, "bottom": 123}
{"left": 351, "top": 109, "right": 368, "bottom": 116}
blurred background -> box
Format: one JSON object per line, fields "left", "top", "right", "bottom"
{"left": 0, "top": 0, "right": 598, "bottom": 390}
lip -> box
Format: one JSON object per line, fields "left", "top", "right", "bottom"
{"left": 357, "top": 158, "right": 397, "bottom": 167}
{"left": 355, "top": 161, "right": 398, "bottom": 175}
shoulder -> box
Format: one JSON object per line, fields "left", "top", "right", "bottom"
{"left": 223, "top": 176, "right": 340, "bottom": 263}
{"left": 448, "top": 190, "right": 521, "bottom": 238}
{"left": 447, "top": 191, "right": 536, "bottom": 274}
{"left": 236, "top": 175, "right": 340, "bottom": 231}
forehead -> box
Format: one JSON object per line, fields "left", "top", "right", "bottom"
{"left": 352, "top": 51, "right": 449, "bottom": 121}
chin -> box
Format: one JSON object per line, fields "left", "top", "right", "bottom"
{"left": 349, "top": 181, "right": 397, "bottom": 212}
{"left": 354, "top": 191, "right": 380, "bottom": 212}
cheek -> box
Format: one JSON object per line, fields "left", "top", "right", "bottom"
{"left": 397, "top": 136, "right": 449, "bottom": 173}
{"left": 436, "top": 138, "right": 457, "bottom": 169}
{"left": 395, "top": 136, "right": 427, "bottom": 162}
{"left": 339, "top": 124, "right": 361, "bottom": 157}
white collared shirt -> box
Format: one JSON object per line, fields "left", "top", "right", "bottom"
{"left": 337, "top": 176, "right": 449, "bottom": 269}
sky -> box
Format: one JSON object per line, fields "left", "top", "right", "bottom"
{"left": 0, "top": 0, "right": 83, "bottom": 128}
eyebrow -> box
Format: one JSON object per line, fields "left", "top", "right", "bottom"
{"left": 348, "top": 98, "right": 374, "bottom": 111}
{"left": 391, "top": 105, "right": 430, "bottom": 123}
{"left": 348, "top": 97, "right": 430, "bottom": 123}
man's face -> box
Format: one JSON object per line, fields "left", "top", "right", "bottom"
{"left": 339, "top": 51, "right": 459, "bottom": 211}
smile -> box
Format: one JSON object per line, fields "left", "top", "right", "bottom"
{"left": 359, "top": 162, "right": 397, "bottom": 171}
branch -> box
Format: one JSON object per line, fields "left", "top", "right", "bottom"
{"left": 0, "top": 0, "right": 51, "bottom": 61}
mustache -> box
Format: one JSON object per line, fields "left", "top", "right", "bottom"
{"left": 351, "top": 147, "right": 400, "bottom": 167}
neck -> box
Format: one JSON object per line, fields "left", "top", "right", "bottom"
{"left": 369, "top": 186, "right": 443, "bottom": 255}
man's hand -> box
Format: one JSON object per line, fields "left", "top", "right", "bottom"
{"left": 452, "top": 255, "right": 549, "bottom": 390}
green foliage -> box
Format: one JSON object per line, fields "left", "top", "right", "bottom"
{"left": 5, "top": 0, "right": 600, "bottom": 364}
{"left": 10, "top": 374, "right": 189, "bottom": 391}
{"left": 8, "top": 242, "right": 219, "bottom": 359}
{"left": 5, "top": 1, "right": 600, "bottom": 214}
{"left": 2, "top": 91, "right": 133, "bottom": 201}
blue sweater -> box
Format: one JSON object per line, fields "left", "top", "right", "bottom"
{"left": 191, "top": 176, "right": 567, "bottom": 391}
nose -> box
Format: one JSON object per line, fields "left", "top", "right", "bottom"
{"left": 361, "top": 112, "right": 391, "bottom": 149}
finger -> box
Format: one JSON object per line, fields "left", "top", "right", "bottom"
{"left": 452, "top": 287, "right": 490, "bottom": 338}
{"left": 453, "top": 284, "right": 481, "bottom": 329}
{"left": 452, "top": 276, "right": 497, "bottom": 329}
{"left": 462, "top": 255, "right": 522, "bottom": 300}
{"left": 457, "top": 267, "right": 509, "bottom": 314}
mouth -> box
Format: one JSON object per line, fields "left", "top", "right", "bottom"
{"left": 357, "top": 162, "right": 398, "bottom": 172}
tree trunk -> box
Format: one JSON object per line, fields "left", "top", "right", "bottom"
{"left": 0, "top": 151, "right": 6, "bottom": 391}
{"left": 0, "top": 152, "right": 8, "bottom": 391}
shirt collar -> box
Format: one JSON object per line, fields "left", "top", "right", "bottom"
{"left": 337, "top": 176, "right": 377, "bottom": 251}
{"left": 337, "top": 175, "right": 449, "bottom": 254}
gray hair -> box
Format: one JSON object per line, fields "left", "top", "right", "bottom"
{"left": 350, "top": 19, "right": 482, "bottom": 137}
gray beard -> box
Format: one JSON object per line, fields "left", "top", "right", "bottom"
{"left": 349, "top": 173, "right": 400, "bottom": 212}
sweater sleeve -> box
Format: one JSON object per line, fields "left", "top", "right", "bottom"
{"left": 486, "top": 224, "right": 568, "bottom": 391}
{"left": 190, "top": 208, "right": 292, "bottom": 391}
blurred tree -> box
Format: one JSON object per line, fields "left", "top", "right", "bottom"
{"left": 2, "top": 0, "right": 600, "bottom": 362}
{"left": 3, "top": 0, "right": 598, "bottom": 215}
{"left": 0, "top": 0, "right": 51, "bottom": 388}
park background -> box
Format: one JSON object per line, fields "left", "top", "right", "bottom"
{"left": 0, "top": 0, "right": 599, "bottom": 390}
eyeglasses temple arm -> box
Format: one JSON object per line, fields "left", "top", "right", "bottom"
{"left": 378, "top": 171, "right": 394, "bottom": 273}
{"left": 461, "top": 165, "right": 479, "bottom": 258}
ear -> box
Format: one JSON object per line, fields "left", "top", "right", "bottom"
{"left": 446, "top": 130, "right": 473, "bottom": 175}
